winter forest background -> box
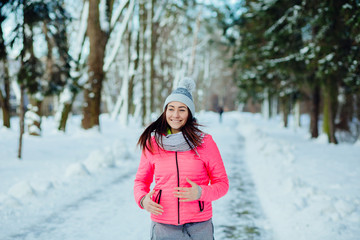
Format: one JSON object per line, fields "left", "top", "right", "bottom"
{"left": 0, "top": 0, "right": 360, "bottom": 159}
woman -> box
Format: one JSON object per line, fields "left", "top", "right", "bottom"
{"left": 134, "top": 77, "right": 229, "bottom": 240}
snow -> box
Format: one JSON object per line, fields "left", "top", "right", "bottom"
{"left": 319, "top": 53, "right": 335, "bottom": 64}
{"left": 300, "top": 46, "right": 309, "bottom": 54}
{"left": 235, "top": 112, "right": 360, "bottom": 240}
{"left": 103, "top": 0, "right": 135, "bottom": 72}
{"left": 59, "top": 87, "right": 73, "bottom": 104}
{"left": 69, "top": 0, "right": 88, "bottom": 63}
{"left": 1, "top": 111, "right": 359, "bottom": 240}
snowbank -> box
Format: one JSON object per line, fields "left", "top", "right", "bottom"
{"left": 0, "top": 115, "right": 140, "bottom": 212}
{"left": 236, "top": 113, "right": 360, "bottom": 240}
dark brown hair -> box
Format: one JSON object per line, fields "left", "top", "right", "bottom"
{"left": 137, "top": 106, "right": 204, "bottom": 153}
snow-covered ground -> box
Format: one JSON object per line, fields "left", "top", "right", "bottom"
{"left": 0, "top": 112, "right": 359, "bottom": 240}
{"left": 235, "top": 112, "right": 360, "bottom": 240}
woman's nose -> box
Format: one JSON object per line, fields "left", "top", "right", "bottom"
{"left": 173, "top": 110, "right": 180, "bottom": 117}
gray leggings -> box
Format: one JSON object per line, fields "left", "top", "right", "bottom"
{"left": 151, "top": 219, "right": 214, "bottom": 240}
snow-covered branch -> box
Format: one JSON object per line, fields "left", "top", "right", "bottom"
{"left": 103, "top": 0, "right": 135, "bottom": 72}
{"left": 110, "top": 0, "right": 130, "bottom": 32}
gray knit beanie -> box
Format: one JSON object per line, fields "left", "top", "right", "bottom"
{"left": 163, "top": 77, "right": 196, "bottom": 117}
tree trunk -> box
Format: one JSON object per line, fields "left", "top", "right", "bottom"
{"left": 128, "top": 24, "right": 140, "bottom": 116}
{"left": 139, "top": 0, "right": 148, "bottom": 125}
{"left": 357, "top": 93, "right": 360, "bottom": 123}
{"left": 294, "top": 100, "right": 301, "bottom": 128}
{"left": 188, "top": 9, "right": 202, "bottom": 76}
{"left": 323, "top": 79, "right": 338, "bottom": 144}
{"left": 58, "top": 102, "right": 73, "bottom": 131}
{"left": 268, "top": 92, "right": 274, "bottom": 118}
{"left": 356, "top": 93, "right": 360, "bottom": 142}
{"left": 18, "top": 0, "right": 28, "bottom": 159}
{"left": 271, "top": 95, "right": 278, "bottom": 118}
{"left": 280, "top": 96, "right": 289, "bottom": 128}
{"left": 58, "top": 92, "right": 77, "bottom": 131}
{"left": 0, "top": 20, "right": 11, "bottom": 128}
{"left": 18, "top": 85, "right": 25, "bottom": 159}
{"left": 0, "top": 81, "right": 11, "bottom": 128}
{"left": 57, "top": 2, "right": 87, "bottom": 131}
{"left": 149, "top": 0, "right": 156, "bottom": 113}
{"left": 335, "top": 88, "right": 352, "bottom": 132}
{"left": 328, "top": 81, "right": 338, "bottom": 144}
{"left": 262, "top": 89, "right": 270, "bottom": 120}
{"left": 82, "top": 0, "right": 107, "bottom": 129}
{"left": 310, "top": 84, "right": 320, "bottom": 138}
{"left": 27, "top": 99, "right": 42, "bottom": 136}
{"left": 118, "top": 24, "right": 132, "bottom": 125}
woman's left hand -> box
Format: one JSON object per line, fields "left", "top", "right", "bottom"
{"left": 174, "top": 178, "right": 201, "bottom": 202}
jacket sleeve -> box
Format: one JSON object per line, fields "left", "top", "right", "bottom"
{"left": 134, "top": 150, "right": 154, "bottom": 209}
{"left": 198, "top": 135, "right": 229, "bottom": 202}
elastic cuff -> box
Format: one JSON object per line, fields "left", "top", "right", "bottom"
{"left": 140, "top": 196, "right": 146, "bottom": 208}
{"left": 197, "top": 186, "right": 202, "bottom": 200}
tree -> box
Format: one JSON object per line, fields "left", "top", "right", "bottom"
{"left": 81, "top": 0, "right": 107, "bottom": 129}
{"left": 16, "top": 0, "right": 43, "bottom": 157}
{"left": 57, "top": 1, "right": 87, "bottom": 132}
{"left": 223, "top": 0, "right": 360, "bottom": 144}
{"left": 309, "top": 0, "right": 356, "bottom": 144}
{"left": 0, "top": 1, "right": 11, "bottom": 128}
{"left": 32, "top": 0, "right": 72, "bottom": 135}
{"left": 3, "top": 0, "right": 71, "bottom": 157}
{"left": 82, "top": 0, "right": 135, "bottom": 129}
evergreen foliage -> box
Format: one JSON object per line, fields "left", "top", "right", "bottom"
{"left": 7, "top": 0, "right": 72, "bottom": 96}
{"left": 221, "top": 0, "right": 360, "bottom": 143}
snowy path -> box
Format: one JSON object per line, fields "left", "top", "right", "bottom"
{"left": 204, "top": 115, "right": 272, "bottom": 240}
{"left": 1, "top": 114, "right": 272, "bottom": 240}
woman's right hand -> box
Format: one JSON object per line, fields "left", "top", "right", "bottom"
{"left": 142, "top": 190, "right": 164, "bottom": 215}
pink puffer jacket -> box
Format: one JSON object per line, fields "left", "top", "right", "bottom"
{"left": 134, "top": 134, "right": 229, "bottom": 225}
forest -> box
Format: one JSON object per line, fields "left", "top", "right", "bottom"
{"left": 0, "top": 0, "right": 359, "bottom": 159}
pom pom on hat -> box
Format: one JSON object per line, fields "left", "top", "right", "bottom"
{"left": 163, "top": 77, "right": 196, "bottom": 117}
{"left": 178, "top": 77, "right": 196, "bottom": 93}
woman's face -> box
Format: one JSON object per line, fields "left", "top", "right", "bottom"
{"left": 166, "top": 101, "right": 189, "bottom": 134}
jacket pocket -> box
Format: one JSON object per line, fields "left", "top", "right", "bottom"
{"left": 155, "top": 189, "right": 162, "bottom": 204}
{"left": 198, "top": 201, "right": 204, "bottom": 212}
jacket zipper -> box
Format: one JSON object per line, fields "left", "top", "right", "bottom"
{"left": 175, "top": 152, "right": 180, "bottom": 225}
{"left": 155, "top": 190, "right": 162, "bottom": 204}
{"left": 198, "top": 201, "right": 204, "bottom": 212}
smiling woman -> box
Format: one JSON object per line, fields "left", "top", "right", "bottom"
{"left": 134, "top": 77, "right": 229, "bottom": 240}
{"left": 166, "top": 102, "right": 189, "bottom": 134}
